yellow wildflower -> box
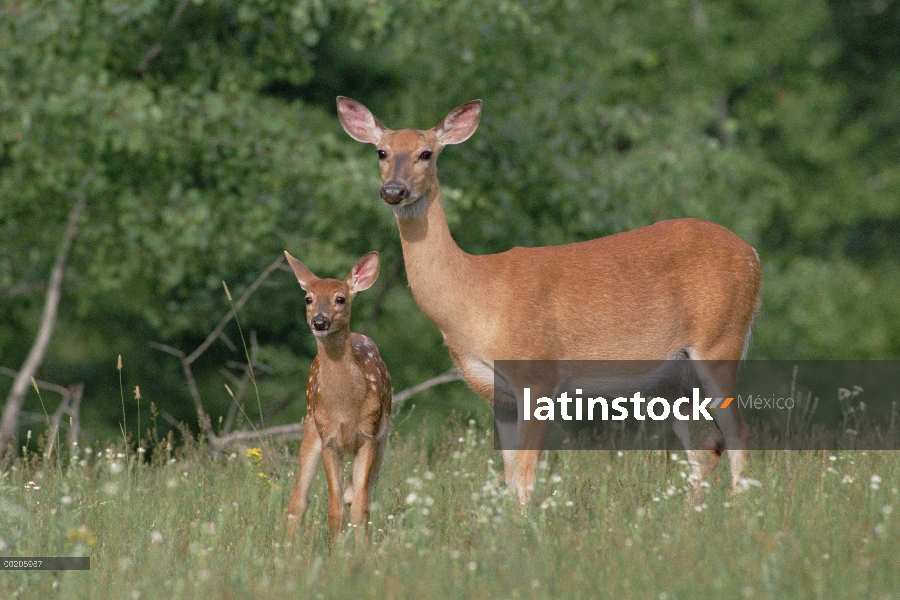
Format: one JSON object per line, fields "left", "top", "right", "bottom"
{"left": 67, "top": 525, "right": 97, "bottom": 547}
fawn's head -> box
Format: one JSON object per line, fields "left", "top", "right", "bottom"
{"left": 336, "top": 96, "right": 482, "bottom": 219}
{"left": 284, "top": 251, "right": 380, "bottom": 339}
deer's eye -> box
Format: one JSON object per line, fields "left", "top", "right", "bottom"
{"left": 377, "top": 149, "right": 387, "bottom": 160}
{"left": 336, "top": 296, "right": 346, "bottom": 305}
{"left": 419, "top": 150, "right": 433, "bottom": 161}
{"left": 305, "top": 296, "right": 313, "bottom": 305}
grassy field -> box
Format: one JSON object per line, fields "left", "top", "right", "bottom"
{"left": 1, "top": 416, "right": 899, "bottom": 599}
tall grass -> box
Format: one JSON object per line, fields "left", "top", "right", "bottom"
{"left": 1, "top": 416, "right": 898, "bottom": 599}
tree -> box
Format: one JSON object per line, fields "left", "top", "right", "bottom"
{"left": 2, "top": 0, "right": 898, "bottom": 446}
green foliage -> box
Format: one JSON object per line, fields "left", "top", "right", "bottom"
{"left": 1, "top": 0, "right": 898, "bottom": 441}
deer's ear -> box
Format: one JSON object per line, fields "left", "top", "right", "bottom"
{"left": 347, "top": 252, "right": 380, "bottom": 295}
{"left": 285, "top": 251, "right": 317, "bottom": 291}
{"left": 433, "top": 100, "right": 482, "bottom": 146}
{"left": 337, "top": 96, "right": 387, "bottom": 145}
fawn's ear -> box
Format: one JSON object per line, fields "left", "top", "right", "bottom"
{"left": 284, "top": 251, "right": 317, "bottom": 291}
{"left": 432, "top": 100, "right": 482, "bottom": 146}
{"left": 337, "top": 96, "right": 387, "bottom": 145}
{"left": 347, "top": 252, "right": 380, "bottom": 295}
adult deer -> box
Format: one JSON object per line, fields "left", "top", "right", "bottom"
{"left": 284, "top": 251, "right": 392, "bottom": 546}
{"left": 336, "top": 96, "right": 760, "bottom": 504}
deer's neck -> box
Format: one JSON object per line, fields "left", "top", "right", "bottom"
{"left": 316, "top": 329, "right": 355, "bottom": 368}
{"left": 314, "top": 329, "right": 367, "bottom": 411}
{"left": 394, "top": 191, "right": 480, "bottom": 340}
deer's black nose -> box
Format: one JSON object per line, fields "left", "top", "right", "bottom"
{"left": 380, "top": 181, "right": 409, "bottom": 205}
{"left": 311, "top": 315, "right": 330, "bottom": 332}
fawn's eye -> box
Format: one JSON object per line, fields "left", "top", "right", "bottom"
{"left": 377, "top": 149, "right": 387, "bottom": 160}
{"left": 336, "top": 296, "right": 346, "bottom": 305}
{"left": 419, "top": 150, "right": 433, "bottom": 161}
{"left": 305, "top": 296, "right": 313, "bottom": 305}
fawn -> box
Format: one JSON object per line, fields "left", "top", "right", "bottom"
{"left": 284, "top": 250, "right": 392, "bottom": 546}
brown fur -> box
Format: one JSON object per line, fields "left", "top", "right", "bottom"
{"left": 336, "top": 97, "right": 761, "bottom": 504}
{"left": 284, "top": 251, "right": 391, "bottom": 546}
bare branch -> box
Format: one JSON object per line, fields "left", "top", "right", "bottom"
{"left": 392, "top": 368, "right": 463, "bottom": 408}
{"left": 159, "top": 410, "right": 194, "bottom": 442}
{"left": 185, "top": 256, "right": 286, "bottom": 365}
{"left": 0, "top": 196, "right": 85, "bottom": 458}
{"left": 217, "top": 330, "right": 237, "bottom": 353}
{"left": 0, "top": 367, "right": 72, "bottom": 397}
{"left": 147, "top": 341, "right": 185, "bottom": 358}
{"left": 147, "top": 341, "right": 216, "bottom": 442}
{"left": 179, "top": 358, "right": 215, "bottom": 441}
{"left": 219, "top": 367, "right": 243, "bottom": 388}
{"left": 0, "top": 370, "right": 84, "bottom": 451}
{"left": 212, "top": 422, "right": 306, "bottom": 446}
{"left": 150, "top": 258, "right": 285, "bottom": 443}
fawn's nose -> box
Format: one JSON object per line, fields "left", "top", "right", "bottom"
{"left": 311, "top": 315, "right": 330, "bottom": 332}
{"left": 380, "top": 180, "right": 409, "bottom": 205}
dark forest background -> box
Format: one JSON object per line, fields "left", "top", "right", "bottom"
{"left": 2, "top": 0, "right": 898, "bottom": 445}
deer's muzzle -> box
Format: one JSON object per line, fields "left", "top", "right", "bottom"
{"left": 380, "top": 180, "right": 410, "bottom": 205}
{"left": 311, "top": 315, "right": 330, "bottom": 333}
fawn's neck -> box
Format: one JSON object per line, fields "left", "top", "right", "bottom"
{"left": 316, "top": 329, "right": 355, "bottom": 366}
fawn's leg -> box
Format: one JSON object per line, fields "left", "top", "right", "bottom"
{"left": 349, "top": 439, "right": 380, "bottom": 544}
{"left": 321, "top": 445, "right": 345, "bottom": 550}
{"left": 286, "top": 416, "right": 322, "bottom": 541}
{"left": 366, "top": 434, "right": 387, "bottom": 501}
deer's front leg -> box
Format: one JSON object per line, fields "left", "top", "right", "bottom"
{"left": 287, "top": 415, "right": 322, "bottom": 542}
{"left": 349, "top": 439, "right": 380, "bottom": 545}
{"left": 321, "top": 445, "right": 345, "bottom": 549}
